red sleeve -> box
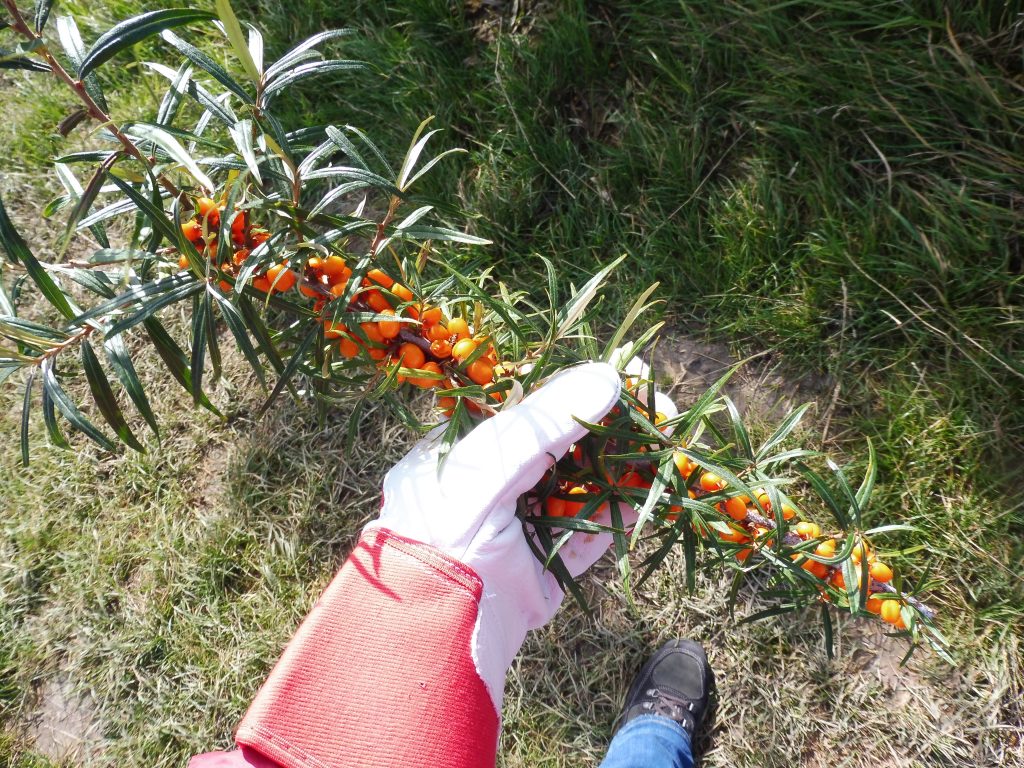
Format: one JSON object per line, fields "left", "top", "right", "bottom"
{"left": 221, "top": 527, "right": 499, "bottom": 768}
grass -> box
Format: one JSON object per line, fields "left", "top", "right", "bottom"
{"left": 1, "top": 0, "right": 1022, "bottom": 765}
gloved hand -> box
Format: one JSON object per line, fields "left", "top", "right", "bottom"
{"left": 190, "top": 361, "right": 648, "bottom": 768}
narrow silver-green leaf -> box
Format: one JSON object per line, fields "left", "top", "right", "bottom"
{"left": 80, "top": 9, "right": 216, "bottom": 77}
{"left": 214, "top": 0, "right": 261, "bottom": 84}
{"left": 41, "top": 359, "right": 116, "bottom": 452}
{"left": 104, "top": 334, "right": 159, "bottom": 437}
{"left": 81, "top": 340, "right": 145, "bottom": 451}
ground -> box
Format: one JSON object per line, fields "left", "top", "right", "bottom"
{"left": 0, "top": 1, "right": 1022, "bottom": 767}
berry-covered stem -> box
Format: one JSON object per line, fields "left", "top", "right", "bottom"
{"left": 2, "top": 0, "right": 182, "bottom": 200}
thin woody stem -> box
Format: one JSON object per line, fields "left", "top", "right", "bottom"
{"left": 3, "top": 0, "right": 182, "bottom": 199}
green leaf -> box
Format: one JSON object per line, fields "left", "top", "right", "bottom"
{"left": 391, "top": 225, "right": 491, "bottom": 247}
{"left": 100, "top": 280, "right": 203, "bottom": 338}
{"left": 397, "top": 117, "right": 438, "bottom": 190}
{"left": 56, "top": 16, "right": 108, "bottom": 111}
{"left": 161, "top": 29, "right": 253, "bottom": 104}
{"left": 214, "top": 0, "right": 261, "bottom": 84}
{"left": 228, "top": 119, "right": 262, "bottom": 184}
{"left": 105, "top": 174, "right": 179, "bottom": 245}
{"left": 81, "top": 340, "right": 145, "bottom": 451}
{"left": 189, "top": 292, "right": 210, "bottom": 404}
{"left": 40, "top": 373, "right": 68, "bottom": 448}
{"left": 756, "top": 402, "right": 812, "bottom": 461}
{"left": 324, "top": 125, "right": 369, "bottom": 170}
{"left": 264, "top": 28, "right": 354, "bottom": 81}
{"left": 724, "top": 396, "right": 753, "bottom": 461}
{"left": 104, "top": 333, "right": 159, "bottom": 437}
{"left": 144, "top": 317, "right": 221, "bottom": 416}
{"left": 33, "top": 0, "right": 54, "bottom": 33}
{"left": 209, "top": 289, "right": 266, "bottom": 387}
{"left": 264, "top": 57, "right": 364, "bottom": 102}
{"left": 80, "top": 9, "right": 216, "bottom": 77}
{"left": 855, "top": 438, "right": 877, "bottom": 514}
{"left": 144, "top": 61, "right": 238, "bottom": 126}
{"left": 21, "top": 369, "right": 35, "bottom": 466}
{"left": 401, "top": 148, "right": 467, "bottom": 191}
{"left": 0, "top": 193, "right": 75, "bottom": 320}
{"left": 41, "top": 359, "right": 116, "bottom": 452}
{"left": 259, "top": 324, "right": 317, "bottom": 416}
{"left": 339, "top": 125, "right": 394, "bottom": 176}
{"left": 603, "top": 282, "right": 660, "bottom": 362}
{"left": 156, "top": 62, "right": 192, "bottom": 126}
{"left": 0, "top": 56, "right": 50, "bottom": 72}
{"left": 128, "top": 123, "right": 215, "bottom": 191}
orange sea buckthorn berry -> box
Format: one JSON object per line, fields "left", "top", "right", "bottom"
{"left": 815, "top": 540, "right": 836, "bottom": 557}
{"left": 430, "top": 339, "right": 452, "bottom": 358}
{"left": 363, "top": 289, "right": 389, "bottom": 313}
{"left": 466, "top": 358, "right": 494, "bottom": 385}
{"left": 448, "top": 317, "right": 470, "bottom": 340}
{"left": 427, "top": 324, "right": 449, "bottom": 342}
{"left": 361, "top": 322, "right": 386, "bottom": 345}
{"left": 869, "top": 561, "right": 893, "bottom": 583}
{"left": 795, "top": 522, "right": 821, "bottom": 539}
{"left": 397, "top": 342, "right": 426, "bottom": 369}
{"left": 230, "top": 211, "right": 247, "bottom": 244}
{"left": 688, "top": 489, "right": 697, "bottom": 500}
{"left": 182, "top": 219, "right": 203, "bottom": 242}
{"left": 322, "top": 255, "right": 348, "bottom": 281}
{"left": 266, "top": 263, "right": 296, "bottom": 293}
{"left": 378, "top": 310, "right": 401, "bottom": 339}
{"left": 421, "top": 306, "right": 443, "bottom": 326}
{"left": 250, "top": 229, "right": 270, "bottom": 247}
{"left": 338, "top": 336, "right": 360, "bottom": 359}
{"left": 411, "top": 361, "right": 443, "bottom": 388}
{"left": 618, "top": 470, "right": 648, "bottom": 489}
{"left": 880, "top": 600, "right": 902, "bottom": 625}
{"left": 851, "top": 542, "right": 873, "bottom": 564}
{"left": 219, "top": 279, "right": 232, "bottom": 293}
{"left": 300, "top": 282, "right": 322, "bottom": 298}
{"left": 196, "top": 197, "right": 220, "bottom": 227}
{"left": 699, "top": 472, "right": 727, "bottom": 493}
{"left": 735, "top": 547, "right": 753, "bottom": 563}
{"left": 252, "top": 275, "right": 271, "bottom": 292}
{"left": 830, "top": 571, "right": 845, "bottom": 588}
{"left": 564, "top": 486, "right": 588, "bottom": 516}
{"left": 324, "top": 323, "right": 346, "bottom": 340}
{"left": 546, "top": 496, "right": 567, "bottom": 518}
{"left": 233, "top": 248, "right": 250, "bottom": 266}
{"left": 724, "top": 496, "right": 748, "bottom": 521}
{"left": 672, "top": 451, "right": 693, "bottom": 477}
{"left": 306, "top": 257, "right": 324, "bottom": 275}
{"left": 452, "top": 338, "right": 478, "bottom": 363}
{"left": 756, "top": 493, "right": 772, "bottom": 511}
{"left": 437, "top": 395, "right": 457, "bottom": 410}
{"left": 366, "top": 268, "right": 394, "bottom": 288}
{"left": 329, "top": 282, "right": 348, "bottom": 299}
{"left": 178, "top": 253, "right": 190, "bottom": 270}
{"left": 781, "top": 503, "right": 797, "bottom": 520}
{"left": 367, "top": 347, "right": 387, "bottom": 361}
{"left": 392, "top": 283, "right": 413, "bottom": 303}
{"left": 865, "top": 594, "right": 883, "bottom": 614}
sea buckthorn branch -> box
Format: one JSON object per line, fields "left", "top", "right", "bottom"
{"left": 2, "top": 0, "right": 183, "bottom": 200}
{"left": 0, "top": 3, "right": 946, "bottom": 661}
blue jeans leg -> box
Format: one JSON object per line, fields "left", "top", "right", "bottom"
{"left": 598, "top": 715, "right": 694, "bottom": 768}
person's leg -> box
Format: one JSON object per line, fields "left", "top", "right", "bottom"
{"left": 598, "top": 639, "right": 712, "bottom": 768}
{"left": 599, "top": 714, "right": 693, "bottom": 768}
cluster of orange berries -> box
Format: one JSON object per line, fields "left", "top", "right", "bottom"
{"left": 539, "top": 415, "right": 910, "bottom": 630}
{"left": 176, "top": 197, "right": 275, "bottom": 292}
{"left": 680, "top": 461, "right": 907, "bottom": 628}
{"left": 174, "top": 198, "right": 502, "bottom": 398}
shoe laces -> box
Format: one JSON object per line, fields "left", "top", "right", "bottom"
{"left": 640, "top": 687, "right": 696, "bottom": 725}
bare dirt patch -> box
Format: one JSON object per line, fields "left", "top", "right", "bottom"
{"left": 25, "top": 676, "right": 103, "bottom": 763}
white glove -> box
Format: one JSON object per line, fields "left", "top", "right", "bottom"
{"left": 364, "top": 361, "right": 622, "bottom": 713}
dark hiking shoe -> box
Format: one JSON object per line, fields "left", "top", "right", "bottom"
{"left": 615, "top": 639, "right": 714, "bottom": 739}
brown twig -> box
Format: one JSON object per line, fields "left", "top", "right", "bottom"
{"left": 3, "top": 0, "right": 182, "bottom": 200}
